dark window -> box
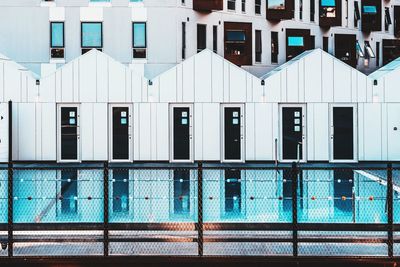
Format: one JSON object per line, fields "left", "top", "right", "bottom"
{"left": 268, "top": 0, "right": 285, "bottom": 9}
{"left": 323, "top": 36, "right": 329, "bottom": 52}
{"left": 286, "top": 29, "right": 311, "bottom": 61}
{"left": 60, "top": 106, "right": 78, "bottom": 160}
{"left": 132, "top": 22, "right": 147, "bottom": 58}
{"left": 271, "top": 31, "right": 278, "bottom": 63}
{"left": 310, "top": 0, "right": 315, "bottom": 21}
{"left": 354, "top": 1, "right": 360, "bottom": 27}
{"left": 335, "top": 34, "right": 357, "bottom": 68}
{"left": 255, "top": 0, "right": 261, "bottom": 14}
{"left": 112, "top": 170, "right": 129, "bottom": 213}
{"left": 299, "top": 0, "right": 303, "bottom": 20}
{"left": 60, "top": 170, "right": 78, "bottom": 215}
{"left": 182, "top": 22, "right": 186, "bottom": 59}
{"left": 228, "top": 0, "right": 236, "bottom": 10}
{"left": 395, "top": 6, "right": 400, "bottom": 37}
{"left": 213, "top": 25, "right": 218, "bottom": 53}
{"left": 255, "top": 30, "right": 262, "bottom": 63}
{"left": 319, "top": 0, "right": 341, "bottom": 27}
{"left": 197, "top": 24, "right": 207, "bottom": 53}
{"left": 174, "top": 170, "right": 190, "bottom": 214}
{"left": 225, "top": 169, "right": 241, "bottom": 214}
{"left": 241, "top": 0, "right": 246, "bottom": 12}
{"left": 81, "top": 22, "right": 102, "bottom": 54}
{"left": 383, "top": 39, "right": 400, "bottom": 65}
{"left": 224, "top": 22, "right": 252, "bottom": 66}
{"left": 385, "top": 7, "right": 392, "bottom": 31}
{"left": 310, "top": 35, "right": 315, "bottom": 49}
{"left": 376, "top": 42, "right": 380, "bottom": 67}
{"left": 361, "top": 1, "right": 382, "bottom": 32}
{"left": 50, "top": 22, "right": 65, "bottom": 59}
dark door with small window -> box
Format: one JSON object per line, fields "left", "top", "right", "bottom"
{"left": 224, "top": 107, "right": 241, "bottom": 161}
{"left": 173, "top": 107, "right": 190, "bottom": 161}
{"left": 332, "top": 107, "right": 354, "bottom": 160}
{"left": 113, "top": 169, "right": 129, "bottom": 213}
{"left": 174, "top": 170, "right": 190, "bottom": 214}
{"left": 225, "top": 169, "right": 241, "bottom": 214}
{"left": 112, "top": 107, "right": 130, "bottom": 160}
{"left": 282, "top": 107, "right": 303, "bottom": 161}
{"left": 61, "top": 107, "right": 78, "bottom": 160}
{"left": 61, "top": 170, "right": 78, "bottom": 214}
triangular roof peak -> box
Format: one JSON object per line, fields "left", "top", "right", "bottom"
{"left": 0, "top": 52, "right": 39, "bottom": 79}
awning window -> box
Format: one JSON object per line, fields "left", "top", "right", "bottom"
{"left": 364, "top": 41, "right": 375, "bottom": 58}
{"left": 354, "top": 1, "right": 361, "bottom": 21}
{"left": 356, "top": 41, "right": 364, "bottom": 57}
{"left": 385, "top": 7, "right": 392, "bottom": 25}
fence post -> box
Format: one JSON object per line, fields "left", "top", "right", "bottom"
{"left": 291, "top": 162, "right": 298, "bottom": 257}
{"left": 7, "top": 162, "right": 13, "bottom": 257}
{"left": 103, "top": 161, "right": 109, "bottom": 256}
{"left": 387, "top": 163, "right": 393, "bottom": 258}
{"left": 197, "top": 162, "right": 204, "bottom": 257}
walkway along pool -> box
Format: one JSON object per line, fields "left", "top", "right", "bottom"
{"left": 0, "top": 163, "right": 400, "bottom": 257}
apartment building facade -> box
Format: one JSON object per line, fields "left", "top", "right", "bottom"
{"left": 0, "top": 0, "right": 400, "bottom": 78}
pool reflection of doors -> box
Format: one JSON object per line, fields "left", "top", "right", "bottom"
{"left": 281, "top": 105, "right": 305, "bottom": 161}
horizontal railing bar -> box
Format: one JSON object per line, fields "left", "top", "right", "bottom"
{"left": 204, "top": 238, "right": 388, "bottom": 243}
{"left": 11, "top": 237, "right": 198, "bottom": 243}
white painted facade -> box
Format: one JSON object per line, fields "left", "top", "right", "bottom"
{"left": 0, "top": 48, "right": 399, "bottom": 163}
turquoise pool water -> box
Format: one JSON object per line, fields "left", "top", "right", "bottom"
{"left": 0, "top": 168, "right": 398, "bottom": 224}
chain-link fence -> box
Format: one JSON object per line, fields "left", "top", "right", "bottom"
{"left": 0, "top": 163, "right": 399, "bottom": 258}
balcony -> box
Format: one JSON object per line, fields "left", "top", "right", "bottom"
{"left": 193, "top": 0, "right": 223, "bottom": 12}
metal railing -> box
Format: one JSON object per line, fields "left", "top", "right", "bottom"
{"left": 0, "top": 162, "right": 399, "bottom": 258}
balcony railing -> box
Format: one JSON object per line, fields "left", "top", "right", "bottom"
{"left": 193, "top": 0, "right": 223, "bottom": 12}
{"left": 0, "top": 162, "right": 399, "bottom": 257}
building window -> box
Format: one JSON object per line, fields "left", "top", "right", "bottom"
{"left": 241, "top": 0, "right": 246, "bottom": 12}
{"left": 356, "top": 41, "right": 364, "bottom": 57}
{"left": 50, "top": 22, "right": 64, "bottom": 59}
{"left": 268, "top": 0, "right": 285, "bottom": 9}
{"left": 226, "top": 30, "right": 246, "bottom": 55}
{"left": 271, "top": 31, "right": 278, "bottom": 63}
{"left": 395, "top": 6, "right": 400, "bottom": 37}
{"left": 224, "top": 22, "right": 252, "bottom": 66}
{"left": 385, "top": 7, "right": 392, "bottom": 31}
{"left": 132, "top": 22, "right": 147, "bottom": 59}
{"left": 182, "top": 22, "right": 186, "bottom": 60}
{"left": 197, "top": 24, "right": 207, "bottom": 53}
{"left": 255, "top": 0, "right": 261, "bottom": 14}
{"left": 354, "top": 1, "right": 360, "bottom": 27}
{"left": 376, "top": 42, "right": 380, "bottom": 67}
{"left": 310, "top": 0, "right": 315, "bottom": 21}
{"left": 255, "top": 30, "right": 262, "bottom": 63}
{"left": 299, "top": 0, "right": 303, "bottom": 20}
{"left": 228, "top": 0, "right": 236, "bottom": 10}
{"left": 323, "top": 36, "right": 329, "bottom": 52}
{"left": 364, "top": 41, "right": 375, "bottom": 58}
{"left": 321, "top": 0, "right": 336, "bottom": 18}
{"left": 213, "top": 25, "right": 218, "bottom": 53}
{"left": 81, "top": 22, "right": 102, "bottom": 54}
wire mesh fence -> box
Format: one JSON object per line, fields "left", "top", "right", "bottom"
{"left": 0, "top": 163, "right": 399, "bottom": 258}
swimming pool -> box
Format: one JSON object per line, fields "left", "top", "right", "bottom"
{"left": 0, "top": 167, "right": 398, "bottom": 224}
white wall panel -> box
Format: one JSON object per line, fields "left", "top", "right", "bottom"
{"left": 286, "top": 63, "right": 299, "bottom": 102}
{"left": 361, "top": 103, "right": 382, "bottom": 160}
{"left": 131, "top": 72, "right": 143, "bottom": 103}
{"left": 333, "top": 61, "right": 352, "bottom": 102}
{"left": 4, "top": 63, "right": 21, "bottom": 102}
{"left": 211, "top": 54, "right": 224, "bottom": 102}
{"left": 108, "top": 59, "right": 126, "bottom": 102}
{"left": 182, "top": 57, "right": 194, "bottom": 102}
{"left": 387, "top": 104, "right": 400, "bottom": 160}
{"left": 73, "top": 60, "right": 80, "bottom": 102}
{"left": 17, "top": 103, "right": 36, "bottom": 160}
{"left": 265, "top": 73, "right": 280, "bottom": 103}
{"left": 79, "top": 54, "right": 97, "bottom": 103}
{"left": 40, "top": 75, "right": 56, "bottom": 103}
{"left": 384, "top": 70, "right": 400, "bottom": 103}
{"left": 194, "top": 51, "right": 212, "bottom": 102}
{"left": 80, "top": 103, "right": 94, "bottom": 160}
{"left": 245, "top": 103, "right": 255, "bottom": 160}
{"left": 194, "top": 103, "right": 203, "bottom": 160}
{"left": 229, "top": 65, "right": 247, "bottom": 103}
{"left": 176, "top": 64, "right": 183, "bottom": 102}
{"left": 40, "top": 103, "right": 56, "bottom": 160}
{"left": 0, "top": 103, "right": 8, "bottom": 162}
{"left": 304, "top": 50, "right": 322, "bottom": 102}
{"left": 357, "top": 73, "right": 367, "bottom": 102}
{"left": 202, "top": 103, "right": 220, "bottom": 160}
{"left": 254, "top": 103, "right": 273, "bottom": 160}
{"left": 159, "top": 68, "right": 177, "bottom": 103}
{"left": 307, "top": 103, "right": 329, "bottom": 161}
{"left": 156, "top": 103, "right": 169, "bottom": 160}
{"left": 321, "top": 53, "right": 334, "bottom": 102}
{"left": 93, "top": 103, "right": 108, "bottom": 160}
{"left": 97, "top": 53, "right": 109, "bottom": 102}
{"left": 138, "top": 103, "right": 151, "bottom": 160}
{"left": 0, "top": 63, "right": 4, "bottom": 102}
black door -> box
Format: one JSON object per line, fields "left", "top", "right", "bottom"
{"left": 282, "top": 107, "right": 303, "bottom": 160}
{"left": 333, "top": 107, "right": 354, "bottom": 160}
{"left": 61, "top": 107, "right": 78, "bottom": 160}
{"left": 225, "top": 169, "right": 241, "bottom": 214}
{"left": 173, "top": 107, "right": 190, "bottom": 160}
{"left": 224, "top": 107, "right": 241, "bottom": 161}
{"left": 112, "top": 107, "right": 129, "bottom": 160}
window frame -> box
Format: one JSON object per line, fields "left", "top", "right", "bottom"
{"left": 255, "top": 0, "right": 261, "bottom": 14}
{"left": 81, "top": 21, "right": 103, "bottom": 49}
{"left": 50, "top": 21, "right": 65, "bottom": 48}
{"left": 132, "top": 22, "right": 147, "bottom": 59}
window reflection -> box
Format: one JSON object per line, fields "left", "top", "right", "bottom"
{"left": 113, "top": 169, "right": 129, "bottom": 213}
{"left": 225, "top": 169, "right": 241, "bottom": 215}
{"left": 60, "top": 170, "right": 78, "bottom": 215}
{"left": 173, "top": 170, "right": 190, "bottom": 215}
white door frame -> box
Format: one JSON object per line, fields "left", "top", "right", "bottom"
{"left": 279, "top": 104, "right": 307, "bottom": 163}
{"left": 221, "top": 104, "right": 245, "bottom": 163}
{"left": 108, "top": 103, "right": 133, "bottom": 162}
{"left": 169, "top": 103, "right": 194, "bottom": 163}
{"left": 329, "top": 103, "right": 358, "bottom": 163}
{"left": 57, "top": 104, "right": 81, "bottom": 163}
